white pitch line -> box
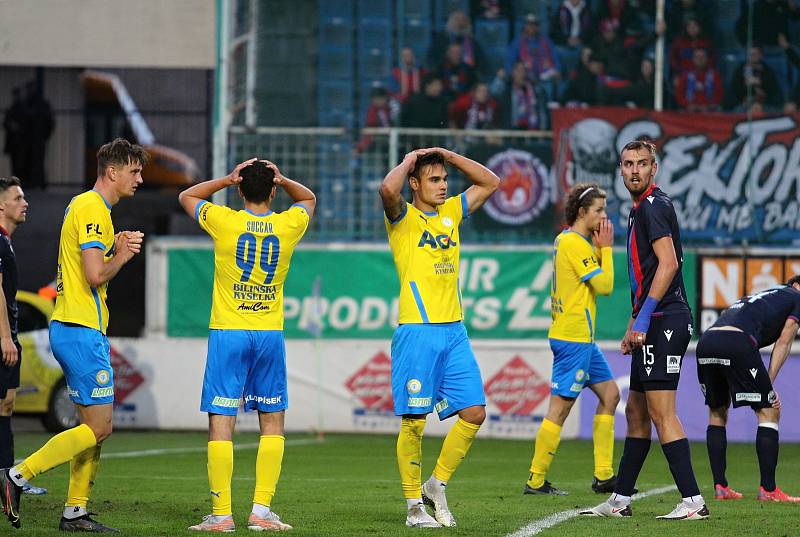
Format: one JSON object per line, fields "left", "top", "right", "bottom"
{"left": 99, "top": 437, "right": 325, "bottom": 459}
{"left": 506, "top": 484, "right": 678, "bottom": 537}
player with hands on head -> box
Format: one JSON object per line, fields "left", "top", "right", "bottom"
{"left": 179, "top": 157, "right": 315, "bottom": 532}
{"left": 380, "top": 146, "right": 499, "bottom": 528}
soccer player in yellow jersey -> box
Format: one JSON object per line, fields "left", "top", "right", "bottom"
{"left": 178, "top": 158, "right": 315, "bottom": 532}
{"left": 380, "top": 148, "right": 499, "bottom": 528}
{"left": 524, "top": 184, "right": 619, "bottom": 496}
{"left": 0, "top": 138, "right": 146, "bottom": 531}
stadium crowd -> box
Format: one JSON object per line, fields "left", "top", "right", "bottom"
{"left": 359, "top": 0, "right": 800, "bottom": 134}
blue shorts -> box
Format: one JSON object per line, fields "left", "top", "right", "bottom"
{"left": 391, "top": 322, "right": 485, "bottom": 420}
{"left": 49, "top": 321, "right": 114, "bottom": 406}
{"left": 549, "top": 339, "right": 614, "bottom": 398}
{"left": 201, "top": 329, "right": 287, "bottom": 416}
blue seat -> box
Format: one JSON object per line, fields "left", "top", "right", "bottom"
{"left": 484, "top": 46, "right": 507, "bottom": 76}
{"left": 763, "top": 48, "right": 791, "bottom": 98}
{"left": 514, "top": 0, "right": 547, "bottom": 19}
{"left": 359, "top": 47, "right": 392, "bottom": 79}
{"left": 359, "top": 18, "right": 392, "bottom": 50}
{"left": 358, "top": 0, "right": 392, "bottom": 19}
{"left": 434, "top": 0, "right": 468, "bottom": 22}
{"left": 475, "top": 18, "right": 511, "bottom": 49}
{"left": 719, "top": 49, "right": 745, "bottom": 86}
{"left": 319, "top": 0, "right": 354, "bottom": 19}
{"left": 319, "top": 47, "right": 354, "bottom": 80}
{"left": 399, "top": 18, "right": 432, "bottom": 61}
{"left": 320, "top": 17, "right": 353, "bottom": 48}
{"left": 318, "top": 81, "right": 354, "bottom": 128}
{"left": 399, "top": 0, "right": 431, "bottom": 20}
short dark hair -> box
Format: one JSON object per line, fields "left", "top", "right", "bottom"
{"left": 410, "top": 151, "right": 446, "bottom": 181}
{"left": 97, "top": 138, "right": 149, "bottom": 176}
{"left": 239, "top": 161, "right": 276, "bottom": 203}
{"left": 0, "top": 176, "right": 21, "bottom": 194}
{"left": 787, "top": 275, "right": 800, "bottom": 287}
{"left": 620, "top": 139, "right": 657, "bottom": 164}
{"left": 565, "top": 183, "right": 606, "bottom": 225}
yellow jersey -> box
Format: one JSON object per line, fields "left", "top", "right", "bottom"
{"left": 53, "top": 190, "right": 115, "bottom": 333}
{"left": 548, "top": 230, "right": 614, "bottom": 342}
{"left": 197, "top": 201, "right": 309, "bottom": 330}
{"left": 385, "top": 194, "right": 467, "bottom": 324}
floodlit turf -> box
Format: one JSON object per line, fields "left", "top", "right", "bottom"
{"left": 8, "top": 431, "right": 800, "bottom": 535}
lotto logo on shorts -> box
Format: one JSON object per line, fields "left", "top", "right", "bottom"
{"left": 406, "top": 379, "right": 422, "bottom": 394}
{"left": 666, "top": 355, "right": 681, "bottom": 374}
{"left": 408, "top": 396, "right": 432, "bottom": 407}
{"left": 96, "top": 370, "right": 110, "bottom": 385}
{"left": 211, "top": 396, "right": 240, "bottom": 408}
{"left": 91, "top": 387, "right": 114, "bottom": 398}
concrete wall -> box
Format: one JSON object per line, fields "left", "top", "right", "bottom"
{"left": 0, "top": 0, "right": 215, "bottom": 68}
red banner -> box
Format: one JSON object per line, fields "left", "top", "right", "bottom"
{"left": 552, "top": 107, "right": 800, "bottom": 244}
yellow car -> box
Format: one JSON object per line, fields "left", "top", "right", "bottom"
{"left": 13, "top": 291, "right": 79, "bottom": 432}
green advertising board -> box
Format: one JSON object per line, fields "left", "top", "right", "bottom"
{"left": 166, "top": 245, "right": 696, "bottom": 340}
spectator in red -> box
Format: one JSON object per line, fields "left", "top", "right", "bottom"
{"left": 388, "top": 47, "right": 426, "bottom": 105}
{"left": 675, "top": 48, "right": 723, "bottom": 111}
{"left": 355, "top": 87, "right": 392, "bottom": 154}
{"left": 491, "top": 61, "right": 542, "bottom": 128}
{"left": 552, "top": 0, "right": 593, "bottom": 49}
{"left": 449, "top": 82, "right": 500, "bottom": 129}
{"left": 440, "top": 42, "right": 478, "bottom": 98}
{"left": 669, "top": 17, "right": 714, "bottom": 79}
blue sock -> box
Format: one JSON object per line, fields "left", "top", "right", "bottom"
{"left": 661, "top": 438, "right": 701, "bottom": 498}
{"left": 614, "top": 437, "right": 651, "bottom": 496}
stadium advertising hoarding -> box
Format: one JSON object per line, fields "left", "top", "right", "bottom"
{"left": 106, "top": 337, "right": 576, "bottom": 439}
{"left": 696, "top": 253, "right": 800, "bottom": 333}
{"left": 552, "top": 108, "right": 800, "bottom": 245}
{"left": 578, "top": 350, "right": 800, "bottom": 442}
{"left": 162, "top": 245, "right": 683, "bottom": 340}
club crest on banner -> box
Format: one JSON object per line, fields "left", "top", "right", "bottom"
{"left": 484, "top": 149, "right": 550, "bottom": 225}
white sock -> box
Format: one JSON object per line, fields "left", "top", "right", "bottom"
{"left": 8, "top": 467, "right": 28, "bottom": 487}
{"left": 406, "top": 498, "right": 423, "bottom": 510}
{"left": 609, "top": 493, "right": 631, "bottom": 506}
{"left": 683, "top": 495, "right": 704, "bottom": 505}
{"left": 63, "top": 506, "right": 87, "bottom": 520}
{"left": 252, "top": 503, "right": 271, "bottom": 518}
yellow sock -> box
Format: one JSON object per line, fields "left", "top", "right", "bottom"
{"left": 16, "top": 424, "right": 96, "bottom": 481}
{"left": 432, "top": 418, "right": 481, "bottom": 483}
{"left": 593, "top": 414, "right": 615, "bottom": 480}
{"left": 253, "top": 435, "right": 284, "bottom": 507}
{"left": 208, "top": 441, "right": 234, "bottom": 516}
{"left": 397, "top": 418, "right": 426, "bottom": 499}
{"left": 527, "top": 419, "right": 562, "bottom": 489}
{"left": 65, "top": 444, "right": 102, "bottom": 509}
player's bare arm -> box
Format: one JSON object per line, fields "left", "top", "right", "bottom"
{"left": 767, "top": 317, "right": 799, "bottom": 384}
{"left": 630, "top": 235, "right": 679, "bottom": 349}
{"left": 425, "top": 147, "right": 499, "bottom": 214}
{"left": 81, "top": 233, "right": 142, "bottom": 288}
{"left": 380, "top": 151, "right": 418, "bottom": 221}
{"left": 262, "top": 160, "right": 317, "bottom": 218}
{"left": 178, "top": 158, "right": 258, "bottom": 218}
{"left": 0, "top": 272, "right": 17, "bottom": 367}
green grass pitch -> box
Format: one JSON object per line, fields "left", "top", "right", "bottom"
{"left": 10, "top": 431, "right": 800, "bottom": 536}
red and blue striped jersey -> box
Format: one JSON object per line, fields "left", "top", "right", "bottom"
{"left": 626, "top": 184, "right": 691, "bottom": 318}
